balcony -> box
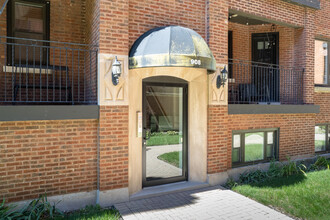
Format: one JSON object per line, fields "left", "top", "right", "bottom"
{"left": 228, "top": 59, "right": 304, "bottom": 105}
{"left": 0, "top": 36, "right": 98, "bottom": 105}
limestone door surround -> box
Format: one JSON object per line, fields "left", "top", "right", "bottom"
{"left": 128, "top": 67, "right": 208, "bottom": 195}
{"left": 98, "top": 53, "right": 228, "bottom": 196}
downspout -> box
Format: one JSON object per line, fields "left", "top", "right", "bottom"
{"left": 96, "top": 116, "right": 100, "bottom": 204}
{"left": 96, "top": 52, "right": 101, "bottom": 205}
{"left": 205, "top": 0, "right": 210, "bottom": 45}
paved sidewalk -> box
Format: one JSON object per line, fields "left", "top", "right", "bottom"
{"left": 115, "top": 186, "right": 292, "bottom": 220}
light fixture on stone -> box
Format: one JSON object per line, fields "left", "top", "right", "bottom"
{"left": 112, "top": 56, "right": 122, "bottom": 86}
{"left": 216, "top": 66, "right": 228, "bottom": 88}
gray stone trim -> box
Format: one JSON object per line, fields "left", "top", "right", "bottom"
{"left": 315, "top": 86, "right": 330, "bottom": 93}
{"left": 0, "top": 105, "right": 99, "bottom": 121}
{"left": 281, "top": 0, "right": 320, "bottom": 9}
{"left": 228, "top": 104, "right": 320, "bottom": 115}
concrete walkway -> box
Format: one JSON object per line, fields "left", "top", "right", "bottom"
{"left": 115, "top": 186, "right": 292, "bottom": 220}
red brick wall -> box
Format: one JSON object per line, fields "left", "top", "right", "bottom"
{"left": 209, "top": 0, "right": 228, "bottom": 63}
{"left": 99, "top": 0, "right": 129, "bottom": 54}
{"left": 207, "top": 106, "right": 316, "bottom": 173}
{"left": 128, "top": 0, "right": 207, "bottom": 52}
{"left": 99, "top": 106, "right": 129, "bottom": 191}
{"left": 0, "top": 119, "right": 98, "bottom": 203}
{"left": 208, "top": 106, "right": 228, "bottom": 174}
{"left": 316, "top": 0, "right": 330, "bottom": 39}
{"left": 314, "top": 92, "right": 330, "bottom": 124}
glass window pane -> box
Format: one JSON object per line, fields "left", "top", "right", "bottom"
{"left": 15, "top": 3, "right": 44, "bottom": 33}
{"left": 265, "top": 42, "right": 269, "bottom": 49}
{"left": 315, "top": 40, "right": 328, "bottom": 85}
{"left": 233, "top": 134, "right": 240, "bottom": 148}
{"left": 315, "top": 126, "right": 326, "bottom": 152}
{"left": 266, "top": 144, "right": 273, "bottom": 158}
{"left": 145, "top": 86, "right": 184, "bottom": 180}
{"left": 257, "top": 42, "right": 264, "bottom": 50}
{"left": 245, "top": 132, "right": 264, "bottom": 162}
{"left": 267, "top": 132, "right": 274, "bottom": 144}
{"left": 232, "top": 148, "right": 240, "bottom": 163}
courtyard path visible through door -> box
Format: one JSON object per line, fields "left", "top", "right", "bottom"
{"left": 146, "top": 144, "right": 182, "bottom": 178}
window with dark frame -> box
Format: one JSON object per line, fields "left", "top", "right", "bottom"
{"left": 7, "top": 0, "right": 50, "bottom": 66}
{"left": 232, "top": 129, "right": 278, "bottom": 166}
{"left": 314, "top": 40, "right": 329, "bottom": 86}
{"left": 315, "top": 125, "right": 330, "bottom": 152}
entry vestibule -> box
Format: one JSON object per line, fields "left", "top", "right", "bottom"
{"left": 128, "top": 67, "right": 208, "bottom": 195}
{"left": 128, "top": 25, "right": 217, "bottom": 195}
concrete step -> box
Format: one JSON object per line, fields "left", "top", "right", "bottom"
{"left": 130, "top": 181, "right": 210, "bottom": 201}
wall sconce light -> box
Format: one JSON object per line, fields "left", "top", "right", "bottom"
{"left": 112, "top": 56, "right": 122, "bottom": 86}
{"left": 216, "top": 66, "right": 228, "bottom": 89}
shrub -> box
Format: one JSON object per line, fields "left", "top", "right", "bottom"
{"left": 0, "top": 198, "right": 22, "bottom": 220}
{"left": 225, "top": 177, "right": 238, "bottom": 189}
{"left": 266, "top": 160, "right": 282, "bottom": 179}
{"left": 0, "top": 195, "right": 63, "bottom": 220}
{"left": 239, "top": 169, "right": 268, "bottom": 184}
{"left": 281, "top": 157, "right": 307, "bottom": 177}
{"left": 310, "top": 156, "right": 330, "bottom": 171}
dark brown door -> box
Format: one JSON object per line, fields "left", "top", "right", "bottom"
{"left": 252, "top": 33, "right": 279, "bottom": 103}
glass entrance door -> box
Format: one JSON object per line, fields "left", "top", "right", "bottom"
{"left": 142, "top": 82, "right": 187, "bottom": 187}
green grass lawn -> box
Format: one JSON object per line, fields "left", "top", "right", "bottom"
{"left": 58, "top": 205, "right": 120, "bottom": 220}
{"left": 158, "top": 151, "right": 180, "bottom": 167}
{"left": 146, "top": 134, "right": 180, "bottom": 146}
{"left": 232, "top": 169, "right": 330, "bottom": 220}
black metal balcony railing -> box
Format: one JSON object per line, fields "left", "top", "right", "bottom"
{"left": 0, "top": 36, "right": 98, "bottom": 105}
{"left": 228, "top": 59, "right": 304, "bottom": 105}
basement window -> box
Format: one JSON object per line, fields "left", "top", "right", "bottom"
{"left": 315, "top": 125, "right": 330, "bottom": 152}
{"left": 232, "top": 129, "right": 278, "bottom": 167}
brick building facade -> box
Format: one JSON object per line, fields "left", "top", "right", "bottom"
{"left": 0, "top": 0, "right": 329, "bottom": 210}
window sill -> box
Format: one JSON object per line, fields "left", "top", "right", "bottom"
{"left": 232, "top": 159, "right": 276, "bottom": 169}
{"left": 315, "top": 86, "right": 330, "bottom": 93}
{"left": 2, "top": 65, "right": 54, "bottom": 74}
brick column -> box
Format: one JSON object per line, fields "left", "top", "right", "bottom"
{"left": 208, "top": 0, "right": 228, "bottom": 64}
{"left": 97, "top": 0, "right": 130, "bottom": 204}
{"left": 99, "top": 106, "right": 129, "bottom": 191}
{"left": 99, "top": 0, "right": 129, "bottom": 54}
{"left": 207, "top": 0, "right": 229, "bottom": 175}
{"left": 294, "top": 8, "right": 316, "bottom": 104}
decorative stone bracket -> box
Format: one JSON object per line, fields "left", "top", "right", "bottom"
{"left": 208, "top": 64, "right": 228, "bottom": 105}
{"left": 98, "top": 54, "right": 129, "bottom": 105}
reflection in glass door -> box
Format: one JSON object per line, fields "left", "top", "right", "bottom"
{"left": 142, "top": 82, "right": 187, "bottom": 187}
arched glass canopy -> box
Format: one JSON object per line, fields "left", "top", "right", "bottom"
{"left": 129, "top": 26, "right": 216, "bottom": 73}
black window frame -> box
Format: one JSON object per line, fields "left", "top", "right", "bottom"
{"left": 7, "top": 0, "right": 50, "bottom": 66}
{"left": 315, "top": 124, "right": 330, "bottom": 153}
{"left": 314, "top": 39, "right": 330, "bottom": 87}
{"left": 232, "top": 128, "right": 279, "bottom": 167}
